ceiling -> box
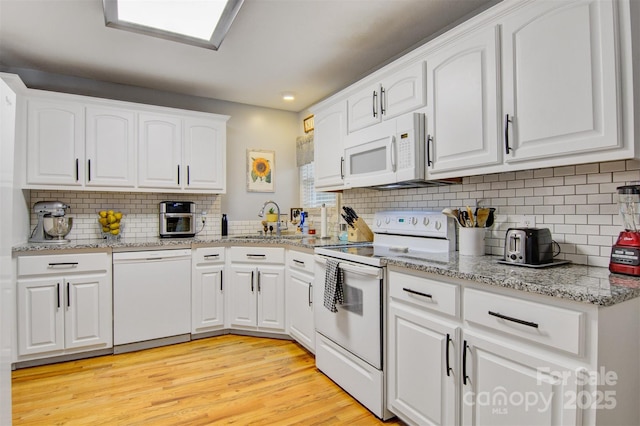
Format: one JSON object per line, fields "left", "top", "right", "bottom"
{"left": 0, "top": 0, "right": 496, "bottom": 112}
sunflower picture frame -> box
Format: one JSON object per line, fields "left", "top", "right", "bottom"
{"left": 247, "top": 149, "right": 275, "bottom": 192}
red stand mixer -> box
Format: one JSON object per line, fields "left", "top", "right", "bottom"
{"left": 610, "top": 185, "right": 640, "bottom": 276}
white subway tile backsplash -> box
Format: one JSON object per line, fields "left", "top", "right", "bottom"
{"left": 343, "top": 160, "right": 631, "bottom": 267}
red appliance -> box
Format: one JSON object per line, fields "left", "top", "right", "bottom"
{"left": 610, "top": 185, "right": 640, "bottom": 276}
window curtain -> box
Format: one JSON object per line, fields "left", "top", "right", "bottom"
{"left": 296, "top": 132, "right": 314, "bottom": 167}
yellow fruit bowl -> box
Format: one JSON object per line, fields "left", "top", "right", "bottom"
{"left": 98, "top": 210, "right": 124, "bottom": 241}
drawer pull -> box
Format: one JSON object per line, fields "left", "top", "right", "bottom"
{"left": 204, "top": 254, "right": 220, "bottom": 259}
{"left": 56, "top": 283, "right": 61, "bottom": 309}
{"left": 488, "top": 311, "right": 539, "bottom": 329}
{"left": 246, "top": 254, "right": 266, "bottom": 258}
{"left": 402, "top": 287, "right": 432, "bottom": 299}
{"left": 48, "top": 262, "right": 79, "bottom": 268}
{"left": 293, "top": 259, "right": 305, "bottom": 266}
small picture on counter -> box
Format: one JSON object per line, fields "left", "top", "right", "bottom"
{"left": 290, "top": 207, "right": 303, "bottom": 224}
{"left": 247, "top": 149, "right": 275, "bottom": 192}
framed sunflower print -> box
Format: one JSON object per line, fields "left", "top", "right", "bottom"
{"left": 247, "top": 149, "right": 275, "bottom": 192}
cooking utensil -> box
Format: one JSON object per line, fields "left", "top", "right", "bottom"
{"left": 459, "top": 210, "right": 471, "bottom": 227}
{"left": 442, "top": 208, "right": 463, "bottom": 227}
{"left": 475, "top": 208, "right": 490, "bottom": 228}
{"left": 466, "top": 206, "right": 475, "bottom": 227}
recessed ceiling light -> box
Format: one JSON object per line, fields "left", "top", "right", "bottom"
{"left": 282, "top": 92, "right": 296, "bottom": 101}
{"left": 103, "top": 0, "right": 244, "bottom": 50}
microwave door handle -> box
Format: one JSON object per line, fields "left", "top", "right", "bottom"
{"left": 390, "top": 136, "right": 397, "bottom": 172}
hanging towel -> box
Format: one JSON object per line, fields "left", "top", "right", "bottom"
{"left": 323, "top": 258, "right": 344, "bottom": 313}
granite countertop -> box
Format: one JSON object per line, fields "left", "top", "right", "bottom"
{"left": 13, "top": 237, "right": 640, "bottom": 307}
{"left": 11, "top": 235, "right": 348, "bottom": 253}
{"left": 382, "top": 253, "right": 640, "bottom": 307}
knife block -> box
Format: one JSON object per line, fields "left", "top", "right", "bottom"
{"left": 347, "top": 218, "right": 374, "bottom": 242}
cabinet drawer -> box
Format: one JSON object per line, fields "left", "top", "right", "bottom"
{"left": 464, "top": 288, "right": 584, "bottom": 355}
{"left": 388, "top": 270, "right": 459, "bottom": 317}
{"left": 193, "top": 247, "right": 225, "bottom": 264}
{"left": 229, "top": 247, "right": 285, "bottom": 264}
{"left": 286, "top": 250, "right": 314, "bottom": 274}
{"left": 17, "top": 252, "right": 110, "bottom": 277}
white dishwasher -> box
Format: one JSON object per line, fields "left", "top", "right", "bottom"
{"left": 113, "top": 249, "right": 191, "bottom": 353}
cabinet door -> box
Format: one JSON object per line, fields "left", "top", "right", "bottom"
{"left": 227, "top": 266, "right": 257, "bottom": 328}
{"left": 65, "top": 274, "right": 112, "bottom": 350}
{"left": 461, "top": 331, "right": 580, "bottom": 426}
{"left": 426, "top": 26, "right": 500, "bottom": 174}
{"left": 192, "top": 264, "right": 224, "bottom": 333}
{"left": 138, "top": 113, "right": 182, "bottom": 189}
{"left": 184, "top": 117, "right": 226, "bottom": 191}
{"left": 17, "top": 278, "right": 64, "bottom": 355}
{"left": 347, "top": 83, "right": 381, "bottom": 133}
{"left": 387, "top": 300, "right": 458, "bottom": 426}
{"left": 314, "top": 101, "right": 347, "bottom": 190}
{"left": 502, "top": 0, "right": 620, "bottom": 162}
{"left": 26, "top": 98, "right": 84, "bottom": 186}
{"left": 85, "top": 106, "right": 136, "bottom": 187}
{"left": 381, "top": 61, "right": 426, "bottom": 121}
{"left": 286, "top": 271, "right": 314, "bottom": 351}
{"left": 257, "top": 265, "right": 285, "bottom": 331}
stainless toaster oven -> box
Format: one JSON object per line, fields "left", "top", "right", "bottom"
{"left": 159, "top": 201, "right": 196, "bottom": 238}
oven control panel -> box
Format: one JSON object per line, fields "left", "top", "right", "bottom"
{"left": 372, "top": 210, "right": 454, "bottom": 239}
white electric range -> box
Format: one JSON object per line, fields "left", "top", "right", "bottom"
{"left": 313, "top": 210, "right": 456, "bottom": 420}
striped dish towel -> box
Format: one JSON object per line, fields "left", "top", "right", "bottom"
{"left": 323, "top": 258, "right": 344, "bottom": 313}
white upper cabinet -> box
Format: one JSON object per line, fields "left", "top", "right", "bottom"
{"left": 347, "top": 61, "right": 426, "bottom": 133}
{"left": 502, "top": 0, "right": 620, "bottom": 163}
{"left": 85, "top": 106, "right": 136, "bottom": 188}
{"left": 183, "top": 117, "right": 226, "bottom": 192}
{"left": 137, "top": 113, "right": 182, "bottom": 189}
{"left": 313, "top": 101, "right": 347, "bottom": 190}
{"left": 26, "top": 98, "right": 84, "bottom": 186}
{"left": 426, "top": 26, "right": 500, "bottom": 174}
{"left": 23, "top": 88, "right": 228, "bottom": 193}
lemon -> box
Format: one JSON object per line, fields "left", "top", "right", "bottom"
{"left": 110, "top": 229, "right": 120, "bottom": 235}
{"left": 99, "top": 211, "right": 107, "bottom": 218}
{"left": 99, "top": 217, "right": 108, "bottom": 226}
{"left": 109, "top": 223, "right": 120, "bottom": 230}
{"left": 107, "top": 210, "right": 114, "bottom": 216}
{"left": 102, "top": 226, "right": 110, "bottom": 233}
{"left": 107, "top": 215, "right": 116, "bottom": 224}
{"left": 115, "top": 212, "right": 123, "bottom": 220}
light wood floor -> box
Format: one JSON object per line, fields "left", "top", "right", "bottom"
{"left": 12, "top": 335, "right": 404, "bottom": 425}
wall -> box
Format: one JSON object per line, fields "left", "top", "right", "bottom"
{"left": 3, "top": 67, "right": 301, "bottom": 226}
{"left": 343, "top": 159, "right": 640, "bottom": 268}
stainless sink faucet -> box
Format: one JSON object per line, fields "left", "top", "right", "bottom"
{"left": 258, "top": 200, "right": 281, "bottom": 236}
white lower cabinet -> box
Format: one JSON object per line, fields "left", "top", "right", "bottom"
{"left": 227, "top": 247, "right": 286, "bottom": 333}
{"left": 191, "top": 247, "right": 225, "bottom": 334}
{"left": 16, "top": 252, "right": 112, "bottom": 360}
{"left": 285, "top": 250, "right": 315, "bottom": 352}
{"left": 387, "top": 298, "right": 459, "bottom": 425}
{"left": 387, "top": 267, "right": 640, "bottom": 426}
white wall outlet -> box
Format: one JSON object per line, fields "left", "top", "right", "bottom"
{"left": 201, "top": 211, "right": 207, "bottom": 217}
{"left": 518, "top": 215, "right": 536, "bottom": 228}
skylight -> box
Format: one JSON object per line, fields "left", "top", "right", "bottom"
{"left": 103, "top": 0, "right": 244, "bottom": 50}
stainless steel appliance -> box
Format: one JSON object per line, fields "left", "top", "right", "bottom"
{"left": 314, "top": 210, "right": 455, "bottom": 420}
{"left": 503, "top": 227, "right": 554, "bottom": 265}
{"left": 610, "top": 184, "right": 640, "bottom": 275}
{"left": 29, "top": 201, "right": 73, "bottom": 244}
{"left": 159, "top": 201, "right": 196, "bottom": 238}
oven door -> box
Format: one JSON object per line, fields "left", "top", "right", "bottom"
{"left": 314, "top": 254, "right": 383, "bottom": 368}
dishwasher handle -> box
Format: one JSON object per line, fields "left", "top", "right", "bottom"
{"left": 113, "top": 249, "right": 192, "bottom": 263}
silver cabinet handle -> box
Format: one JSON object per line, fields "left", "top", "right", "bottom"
{"left": 204, "top": 254, "right": 220, "bottom": 259}
{"left": 246, "top": 254, "right": 266, "bottom": 258}
{"left": 372, "top": 91, "right": 378, "bottom": 118}
{"left": 48, "top": 262, "right": 78, "bottom": 268}
{"left": 403, "top": 287, "right": 432, "bottom": 299}
{"left": 380, "top": 87, "right": 386, "bottom": 116}
{"left": 257, "top": 270, "right": 261, "bottom": 293}
{"left": 293, "top": 259, "right": 305, "bottom": 266}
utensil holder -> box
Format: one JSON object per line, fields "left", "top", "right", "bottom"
{"left": 459, "top": 227, "right": 485, "bottom": 256}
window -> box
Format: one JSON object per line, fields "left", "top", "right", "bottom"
{"left": 300, "top": 162, "right": 336, "bottom": 208}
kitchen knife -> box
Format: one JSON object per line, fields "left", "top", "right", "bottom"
{"left": 341, "top": 213, "right": 355, "bottom": 228}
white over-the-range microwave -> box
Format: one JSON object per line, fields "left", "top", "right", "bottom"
{"left": 343, "top": 112, "right": 458, "bottom": 189}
